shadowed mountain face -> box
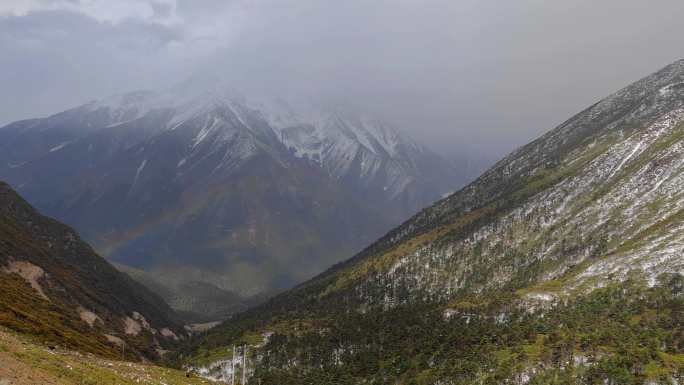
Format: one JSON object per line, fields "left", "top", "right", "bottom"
{"left": 0, "top": 89, "right": 463, "bottom": 317}
{"left": 0, "top": 182, "right": 183, "bottom": 360}
{"left": 180, "top": 61, "right": 684, "bottom": 384}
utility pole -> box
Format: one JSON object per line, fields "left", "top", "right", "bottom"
{"left": 231, "top": 345, "right": 235, "bottom": 385}
{"left": 242, "top": 345, "right": 247, "bottom": 385}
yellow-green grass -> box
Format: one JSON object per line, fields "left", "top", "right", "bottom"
{"left": 0, "top": 326, "right": 217, "bottom": 385}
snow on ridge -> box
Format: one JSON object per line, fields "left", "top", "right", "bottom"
{"left": 345, "top": 101, "right": 684, "bottom": 307}
{"left": 234, "top": 96, "right": 429, "bottom": 193}
{"left": 133, "top": 160, "right": 146, "bottom": 183}
{"left": 86, "top": 87, "right": 419, "bottom": 164}
{"left": 192, "top": 117, "right": 220, "bottom": 148}
{"left": 49, "top": 140, "right": 74, "bottom": 152}
{"left": 80, "top": 86, "right": 436, "bottom": 197}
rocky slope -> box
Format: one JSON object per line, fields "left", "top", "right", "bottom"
{"left": 0, "top": 182, "right": 184, "bottom": 360}
{"left": 179, "top": 60, "right": 684, "bottom": 384}
{"left": 0, "top": 88, "right": 462, "bottom": 317}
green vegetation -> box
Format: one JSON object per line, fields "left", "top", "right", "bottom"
{"left": 0, "top": 182, "right": 183, "bottom": 361}
{"left": 8, "top": 61, "right": 684, "bottom": 385}
{"left": 173, "top": 98, "right": 684, "bottom": 384}
{"left": 191, "top": 276, "right": 682, "bottom": 385}
{"left": 187, "top": 346, "right": 235, "bottom": 368}
{"left": 612, "top": 207, "right": 684, "bottom": 255}
{"left": 0, "top": 272, "right": 120, "bottom": 359}
{"left": 318, "top": 124, "right": 618, "bottom": 302}
{"left": 320, "top": 205, "right": 497, "bottom": 297}
{"left": 0, "top": 327, "right": 215, "bottom": 385}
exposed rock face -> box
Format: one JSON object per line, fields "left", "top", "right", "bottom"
{"left": 2, "top": 260, "right": 48, "bottom": 300}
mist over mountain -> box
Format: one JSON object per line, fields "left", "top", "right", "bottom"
{"left": 1, "top": 2, "right": 684, "bottom": 385}
{"left": 3, "top": 1, "right": 684, "bottom": 164}
{"left": 178, "top": 58, "right": 684, "bottom": 385}
{"left": 0, "top": 84, "right": 465, "bottom": 319}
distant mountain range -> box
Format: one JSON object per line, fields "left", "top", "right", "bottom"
{"left": 0, "top": 86, "right": 465, "bottom": 319}
{"left": 179, "top": 60, "right": 684, "bottom": 384}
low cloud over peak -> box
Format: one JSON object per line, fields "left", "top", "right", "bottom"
{"left": 1, "top": 0, "right": 683, "bottom": 161}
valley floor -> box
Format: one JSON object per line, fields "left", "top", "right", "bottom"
{"left": 0, "top": 328, "right": 215, "bottom": 385}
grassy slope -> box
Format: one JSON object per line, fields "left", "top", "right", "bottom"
{"left": 0, "top": 327, "right": 216, "bottom": 385}
{"left": 0, "top": 181, "right": 186, "bottom": 360}
{"left": 0, "top": 272, "right": 120, "bottom": 359}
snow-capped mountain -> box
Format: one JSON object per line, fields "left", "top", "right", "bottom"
{"left": 0, "top": 86, "right": 464, "bottom": 318}
{"left": 252, "top": 98, "right": 447, "bottom": 198}
{"left": 185, "top": 60, "right": 684, "bottom": 384}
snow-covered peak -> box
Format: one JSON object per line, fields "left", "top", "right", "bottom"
{"left": 245, "top": 96, "right": 422, "bottom": 157}
{"left": 88, "top": 87, "right": 233, "bottom": 126}
{"left": 87, "top": 85, "right": 421, "bottom": 155}
{"left": 75, "top": 84, "right": 446, "bottom": 199}
{"left": 322, "top": 113, "right": 411, "bottom": 157}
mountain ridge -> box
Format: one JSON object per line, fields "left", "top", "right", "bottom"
{"left": 0, "top": 87, "right": 465, "bottom": 317}
{"left": 311, "top": 58, "right": 684, "bottom": 286}
{"left": 178, "top": 59, "right": 684, "bottom": 384}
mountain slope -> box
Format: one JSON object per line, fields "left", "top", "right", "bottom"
{"left": 0, "top": 89, "right": 462, "bottom": 315}
{"left": 0, "top": 327, "right": 216, "bottom": 385}
{"left": 179, "top": 60, "right": 684, "bottom": 384}
{"left": 114, "top": 262, "right": 266, "bottom": 323}
{"left": 0, "top": 182, "right": 184, "bottom": 360}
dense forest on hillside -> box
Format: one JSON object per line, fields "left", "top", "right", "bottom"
{"left": 172, "top": 275, "right": 683, "bottom": 384}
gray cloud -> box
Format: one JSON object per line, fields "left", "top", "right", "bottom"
{"left": 1, "top": 0, "right": 683, "bottom": 162}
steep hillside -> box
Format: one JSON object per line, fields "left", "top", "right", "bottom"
{"left": 0, "top": 88, "right": 462, "bottom": 315}
{"left": 0, "top": 182, "right": 183, "bottom": 360}
{"left": 178, "top": 60, "right": 684, "bottom": 384}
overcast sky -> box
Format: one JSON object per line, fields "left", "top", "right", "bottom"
{"left": 1, "top": 0, "right": 683, "bottom": 161}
